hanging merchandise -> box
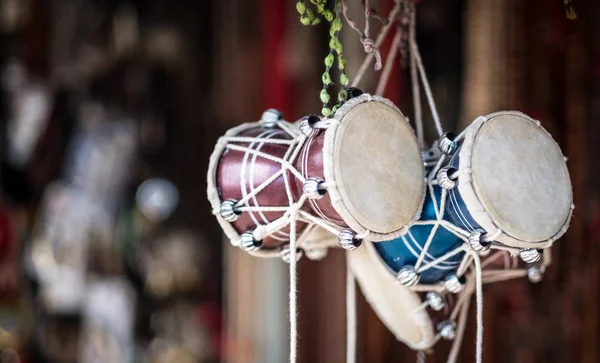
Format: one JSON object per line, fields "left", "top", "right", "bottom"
{"left": 206, "top": 1, "right": 574, "bottom": 363}
{"left": 345, "top": 2, "right": 573, "bottom": 363}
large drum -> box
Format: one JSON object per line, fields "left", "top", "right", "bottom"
{"left": 439, "top": 111, "right": 573, "bottom": 253}
{"left": 207, "top": 93, "right": 425, "bottom": 257}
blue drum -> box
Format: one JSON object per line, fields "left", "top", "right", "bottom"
{"left": 374, "top": 185, "right": 464, "bottom": 284}
{"left": 440, "top": 112, "right": 572, "bottom": 250}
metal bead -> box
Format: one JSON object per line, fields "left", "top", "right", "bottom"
{"left": 437, "top": 320, "right": 457, "bottom": 340}
{"left": 527, "top": 265, "right": 543, "bottom": 283}
{"left": 396, "top": 265, "right": 420, "bottom": 287}
{"left": 240, "top": 232, "right": 262, "bottom": 252}
{"left": 438, "top": 132, "right": 458, "bottom": 155}
{"left": 280, "top": 245, "right": 303, "bottom": 263}
{"left": 345, "top": 87, "right": 363, "bottom": 100}
{"left": 437, "top": 166, "right": 457, "bottom": 190}
{"left": 304, "top": 248, "right": 328, "bottom": 261}
{"left": 426, "top": 291, "right": 445, "bottom": 311}
{"left": 220, "top": 199, "right": 240, "bottom": 222}
{"left": 299, "top": 115, "right": 320, "bottom": 137}
{"left": 338, "top": 229, "right": 362, "bottom": 251}
{"left": 444, "top": 273, "right": 465, "bottom": 294}
{"left": 519, "top": 248, "right": 542, "bottom": 264}
{"left": 260, "top": 108, "right": 282, "bottom": 127}
{"left": 303, "top": 177, "right": 326, "bottom": 199}
{"left": 468, "top": 228, "right": 491, "bottom": 255}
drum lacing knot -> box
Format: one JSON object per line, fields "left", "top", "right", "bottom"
{"left": 481, "top": 228, "right": 502, "bottom": 242}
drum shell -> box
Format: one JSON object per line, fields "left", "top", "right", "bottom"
{"left": 374, "top": 185, "right": 464, "bottom": 283}
{"left": 292, "top": 128, "right": 346, "bottom": 226}
{"left": 216, "top": 126, "right": 306, "bottom": 248}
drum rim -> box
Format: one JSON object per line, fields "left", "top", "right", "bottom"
{"left": 455, "top": 111, "right": 573, "bottom": 249}
{"left": 207, "top": 121, "right": 300, "bottom": 258}
{"left": 323, "top": 94, "right": 426, "bottom": 241}
{"left": 348, "top": 239, "right": 436, "bottom": 350}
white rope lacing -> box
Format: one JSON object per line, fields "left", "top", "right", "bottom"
{"left": 339, "top": 2, "right": 534, "bottom": 363}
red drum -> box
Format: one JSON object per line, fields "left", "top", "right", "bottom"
{"left": 294, "top": 94, "right": 425, "bottom": 242}
{"left": 208, "top": 110, "right": 308, "bottom": 254}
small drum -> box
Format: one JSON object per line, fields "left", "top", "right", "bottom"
{"left": 349, "top": 239, "right": 546, "bottom": 351}
{"left": 207, "top": 110, "right": 308, "bottom": 252}
{"left": 440, "top": 111, "right": 573, "bottom": 250}
{"left": 208, "top": 94, "right": 425, "bottom": 256}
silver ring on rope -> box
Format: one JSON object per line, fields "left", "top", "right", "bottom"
{"left": 303, "top": 177, "right": 327, "bottom": 200}
{"left": 527, "top": 265, "right": 544, "bottom": 283}
{"left": 304, "top": 248, "right": 328, "bottom": 261}
{"left": 437, "top": 320, "right": 457, "bottom": 340}
{"left": 468, "top": 228, "right": 491, "bottom": 256}
{"left": 426, "top": 291, "right": 445, "bottom": 311}
{"left": 396, "top": 265, "right": 420, "bottom": 287}
{"left": 260, "top": 108, "right": 283, "bottom": 128}
{"left": 299, "top": 115, "right": 321, "bottom": 137}
{"left": 444, "top": 273, "right": 465, "bottom": 294}
{"left": 280, "top": 244, "right": 303, "bottom": 263}
{"left": 437, "top": 132, "right": 458, "bottom": 155}
{"left": 519, "top": 248, "right": 542, "bottom": 264}
{"left": 337, "top": 229, "right": 362, "bottom": 251}
{"left": 437, "top": 166, "right": 458, "bottom": 190}
{"left": 220, "top": 199, "right": 241, "bottom": 222}
{"left": 240, "top": 231, "right": 263, "bottom": 252}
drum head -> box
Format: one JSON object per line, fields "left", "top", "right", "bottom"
{"left": 348, "top": 240, "right": 435, "bottom": 350}
{"left": 324, "top": 95, "right": 425, "bottom": 240}
{"left": 463, "top": 112, "right": 572, "bottom": 244}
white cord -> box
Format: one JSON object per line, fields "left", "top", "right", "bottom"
{"left": 346, "top": 260, "right": 357, "bottom": 363}
{"left": 409, "top": 4, "right": 424, "bottom": 149}
{"left": 289, "top": 216, "right": 298, "bottom": 363}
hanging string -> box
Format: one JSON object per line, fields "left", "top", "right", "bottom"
{"left": 416, "top": 350, "right": 426, "bottom": 363}
{"left": 408, "top": 2, "right": 424, "bottom": 149}
{"left": 346, "top": 260, "right": 357, "bottom": 363}
{"left": 289, "top": 216, "right": 299, "bottom": 363}
{"left": 351, "top": 2, "right": 400, "bottom": 87}
{"left": 341, "top": 0, "right": 384, "bottom": 71}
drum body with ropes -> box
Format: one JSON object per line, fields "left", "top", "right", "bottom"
{"left": 295, "top": 93, "right": 426, "bottom": 242}
{"left": 373, "top": 185, "right": 465, "bottom": 284}
{"left": 442, "top": 111, "right": 573, "bottom": 250}
{"left": 207, "top": 113, "right": 308, "bottom": 253}
{"left": 349, "top": 239, "right": 549, "bottom": 352}
{"left": 208, "top": 94, "right": 426, "bottom": 256}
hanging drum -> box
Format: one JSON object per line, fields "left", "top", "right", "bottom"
{"left": 438, "top": 111, "right": 573, "bottom": 255}
{"left": 207, "top": 93, "right": 425, "bottom": 256}
{"left": 349, "top": 238, "right": 547, "bottom": 351}
{"left": 207, "top": 109, "right": 309, "bottom": 256}
{"left": 295, "top": 94, "right": 425, "bottom": 242}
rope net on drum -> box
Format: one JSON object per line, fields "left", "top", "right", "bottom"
{"left": 344, "top": 2, "right": 544, "bottom": 363}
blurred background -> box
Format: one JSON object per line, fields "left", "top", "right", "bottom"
{"left": 0, "top": 0, "right": 598, "bottom": 362}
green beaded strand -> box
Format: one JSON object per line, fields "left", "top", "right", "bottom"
{"left": 296, "top": 0, "right": 351, "bottom": 117}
